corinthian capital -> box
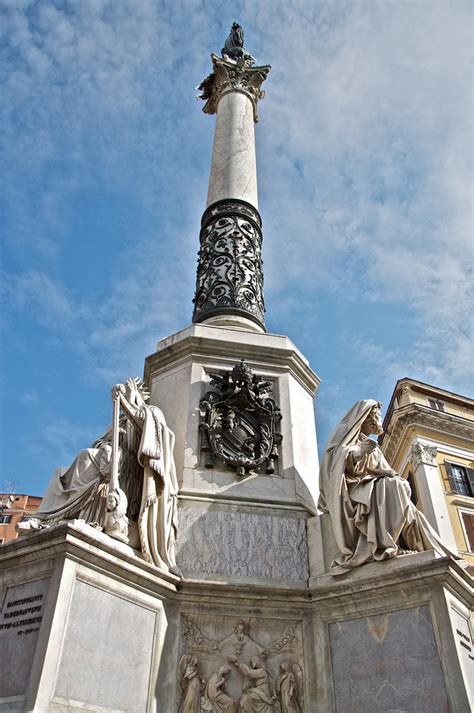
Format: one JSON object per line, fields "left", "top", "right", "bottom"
{"left": 198, "top": 54, "right": 271, "bottom": 122}
{"left": 411, "top": 442, "right": 438, "bottom": 468}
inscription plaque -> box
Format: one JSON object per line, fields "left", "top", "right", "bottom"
{"left": 0, "top": 578, "right": 50, "bottom": 698}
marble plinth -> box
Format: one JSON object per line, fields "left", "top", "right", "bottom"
{"left": 1, "top": 522, "right": 472, "bottom": 712}
{"left": 144, "top": 323, "right": 320, "bottom": 582}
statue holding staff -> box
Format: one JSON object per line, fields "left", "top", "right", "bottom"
{"left": 20, "top": 378, "right": 180, "bottom": 576}
{"left": 112, "top": 378, "right": 179, "bottom": 574}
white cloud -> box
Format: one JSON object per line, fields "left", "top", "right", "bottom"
{"left": 1, "top": 1, "right": 472, "bottom": 487}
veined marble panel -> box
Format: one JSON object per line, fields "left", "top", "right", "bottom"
{"left": 177, "top": 506, "right": 308, "bottom": 580}
{"left": 54, "top": 580, "right": 156, "bottom": 712}
{"left": 329, "top": 605, "right": 450, "bottom": 713}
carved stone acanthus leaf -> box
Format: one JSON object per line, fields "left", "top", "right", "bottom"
{"left": 193, "top": 199, "right": 265, "bottom": 329}
{"left": 411, "top": 442, "right": 438, "bottom": 469}
{"left": 197, "top": 54, "right": 270, "bottom": 123}
{"left": 199, "top": 359, "right": 282, "bottom": 476}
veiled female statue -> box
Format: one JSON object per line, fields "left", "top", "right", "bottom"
{"left": 318, "top": 399, "right": 457, "bottom": 575}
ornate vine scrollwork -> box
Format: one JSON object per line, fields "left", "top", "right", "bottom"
{"left": 193, "top": 199, "right": 265, "bottom": 329}
{"left": 199, "top": 359, "right": 282, "bottom": 477}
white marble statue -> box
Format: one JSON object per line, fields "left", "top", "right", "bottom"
{"left": 103, "top": 488, "right": 129, "bottom": 543}
{"left": 203, "top": 665, "right": 236, "bottom": 713}
{"left": 23, "top": 378, "right": 180, "bottom": 575}
{"left": 113, "top": 378, "right": 179, "bottom": 574}
{"left": 228, "top": 656, "right": 274, "bottom": 712}
{"left": 178, "top": 655, "right": 203, "bottom": 713}
{"left": 318, "top": 399, "right": 458, "bottom": 575}
{"left": 33, "top": 425, "right": 120, "bottom": 525}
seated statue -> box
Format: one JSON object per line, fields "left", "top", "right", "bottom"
{"left": 20, "top": 378, "right": 180, "bottom": 576}
{"left": 318, "top": 399, "right": 458, "bottom": 575}
{"left": 32, "top": 426, "right": 120, "bottom": 526}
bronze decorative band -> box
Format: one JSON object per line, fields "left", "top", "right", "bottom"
{"left": 192, "top": 199, "right": 265, "bottom": 328}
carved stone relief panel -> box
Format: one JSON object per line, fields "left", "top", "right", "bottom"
{"left": 199, "top": 359, "right": 282, "bottom": 477}
{"left": 176, "top": 508, "right": 308, "bottom": 581}
{"left": 177, "top": 613, "right": 305, "bottom": 712}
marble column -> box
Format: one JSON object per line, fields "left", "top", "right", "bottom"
{"left": 206, "top": 89, "right": 258, "bottom": 207}
{"left": 411, "top": 440, "right": 457, "bottom": 551}
{"left": 193, "top": 55, "right": 271, "bottom": 331}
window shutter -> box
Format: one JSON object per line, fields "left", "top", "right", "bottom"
{"left": 461, "top": 513, "right": 474, "bottom": 552}
{"left": 466, "top": 468, "right": 474, "bottom": 497}
{"left": 444, "top": 461, "right": 456, "bottom": 493}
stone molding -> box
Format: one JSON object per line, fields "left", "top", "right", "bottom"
{"left": 381, "top": 403, "right": 474, "bottom": 464}
{"left": 144, "top": 324, "right": 321, "bottom": 399}
{"left": 198, "top": 54, "right": 271, "bottom": 122}
{"left": 411, "top": 442, "right": 438, "bottom": 469}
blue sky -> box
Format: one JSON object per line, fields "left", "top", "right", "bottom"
{"left": 1, "top": 0, "right": 472, "bottom": 497}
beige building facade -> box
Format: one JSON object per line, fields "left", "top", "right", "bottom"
{"left": 380, "top": 378, "right": 474, "bottom": 567}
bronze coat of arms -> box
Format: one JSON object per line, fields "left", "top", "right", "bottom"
{"left": 200, "top": 360, "right": 282, "bottom": 476}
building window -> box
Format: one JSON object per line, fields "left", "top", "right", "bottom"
{"left": 460, "top": 513, "right": 474, "bottom": 552}
{"left": 428, "top": 398, "right": 446, "bottom": 412}
{"left": 445, "top": 461, "right": 474, "bottom": 497}
{"left": 0, "top": 515, "right": 12, "bottom": 524}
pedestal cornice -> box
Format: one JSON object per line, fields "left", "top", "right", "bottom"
{"left": 198, "top": 54, "right": 271, "bottom": 123}
{"left": 144, "top": 323, "right": 320, "bottom": 398}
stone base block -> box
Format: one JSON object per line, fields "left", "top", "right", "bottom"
{"left": 1, "top": 522, "right": 472, "bottom": 712}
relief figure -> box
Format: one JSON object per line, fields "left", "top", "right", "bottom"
{"left": 228, "top": 656, "right": 274, "bottom": 712}
{"left": 275, "top": 662, "right": 303, "bottom": 712}
{"left": 203, "top": 665, "right": 236, "bottom": 713}
{"left": 178, "top": 655, "right": 203, "bottom": 713}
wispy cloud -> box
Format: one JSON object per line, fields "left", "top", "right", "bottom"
{"left": 1, "top": 0, "right": 472, "bottom": 487}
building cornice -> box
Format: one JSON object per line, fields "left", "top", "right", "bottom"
{"left": 381, "top": 403, "right": 474, "bottom": 465}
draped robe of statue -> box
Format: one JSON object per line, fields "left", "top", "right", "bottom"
{"left": 35, "top": 428, "right": 116, "bottom": 525}
{"left": 318, "top": 399, "right": 458, "bottom": 575}
{"left": 205, "top": 668, "right": 236, "bottom": 713}
{"left": 233, "top": 660, "right": 274, "bottom": 713}
{"left": 275, "top": 665, "right": 299, "bottom": 713}
{"left": 136, "top": 402, "right": 179, "bottom": 574}
{"left": 178, "top": 657, "right": 201, "bottom": 713}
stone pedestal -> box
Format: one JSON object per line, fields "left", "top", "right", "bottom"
{"left": 144, "top": 322, "right": 320, "bottom": 584}
{"left": 1, "top": 523, "right": 472, "bottom": 712}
